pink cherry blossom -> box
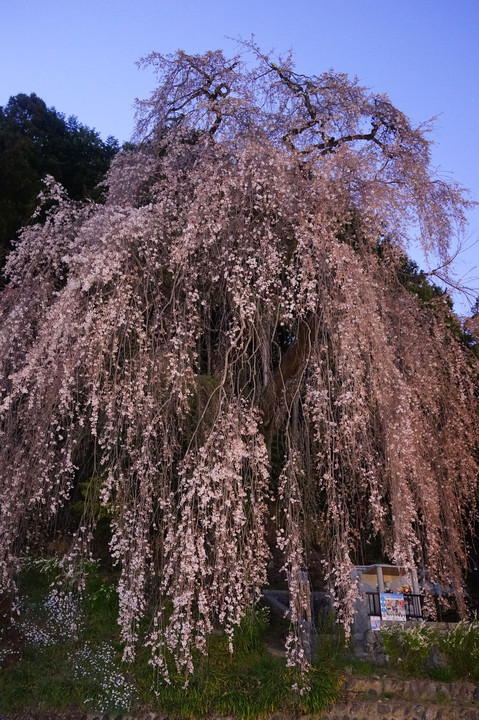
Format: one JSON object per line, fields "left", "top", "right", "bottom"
{"left": 0, "top": 44, "right": 477, "bottom": 681}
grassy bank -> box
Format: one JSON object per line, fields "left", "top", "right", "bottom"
{"left": 0, "top": 561, "right": 342, "bottom": 718}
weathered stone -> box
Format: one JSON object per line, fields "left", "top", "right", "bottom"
{"left": 424, "top": 682, "right": 440, "bottom": 700}
{"left": 460, "top": 709, "right": 479, "bottom": 720}
{"left": 382, "top": 676, "right": 406, "bottom": 696}
{"left": 377, "top": 701, "right": 393, "bottom": 714}
{"left": 415, "top": 680, "right": 430, "bottom": 697}
{"left": 351, "top": 676, "right": 384, "bottom": 696}
{"left": 425, "top": 648, "right": 448, "bottom": 673}
{"left": 449, "top": 683, "right": 463, "bottom": 700}
{"left": 450, "top": 682, "right": 475, "bottom": 702}
{"left": 462, "top": 683, "right": 477, "bottom": 702}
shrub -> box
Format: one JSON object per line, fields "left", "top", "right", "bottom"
{"left": 434, "top": 619, "right": 479, "bottom": 682}
{"left": 315, "top": 612, "right": 347, "bottom": 663}
{"left": 381, "top": 622, "right": 431, "bottom": 676}
{"left": 381, "top": 620, "right": 479, "bottom": 682}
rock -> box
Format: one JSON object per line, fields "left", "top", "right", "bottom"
{"left": 382, "top": 676, "right": 406, "bottom": 696}
{"left": 377, "top": 701, "right": 393, "bottom": 714}
{"left": 425, "top": 648, "right": 448, "bottom": 672}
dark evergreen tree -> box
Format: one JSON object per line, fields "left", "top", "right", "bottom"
{"left": 0, "top": 93, "right": 118, "bottom": 266}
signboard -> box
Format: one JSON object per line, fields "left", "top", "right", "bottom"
{"left": 370, "top": 615, "right": 382, "bottom": 631}
{"left": 379, "top": 592, "right": 406, "bottom": 622}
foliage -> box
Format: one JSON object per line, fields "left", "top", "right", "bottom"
{"left": 0, "top": 43, "right": 478, "bottom": 683}
{"left": 73, "top": 641, "right": 137, "bottom": 713}
{"left": 0, "top": 92, "right": 118, "bottom": 265}
{"left": 232, "top": 605, "right": 270, "bottom": 653}
{"left": 0, "top": 571, "right": 134, "bottom": 714}
{"left": 138, "top": 636, "right": 341, "bottom": 719}
{"left": 381, "top": 621, "right": 479, "bottom": 682}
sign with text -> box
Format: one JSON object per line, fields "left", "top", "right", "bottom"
{"left": 379, "top": 592, "right": 406, "bottom": 621}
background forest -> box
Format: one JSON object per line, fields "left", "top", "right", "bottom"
{"left": 0, "top": 92, "right": 119, "bottom": 269}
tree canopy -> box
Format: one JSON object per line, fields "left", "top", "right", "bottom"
{"left": 0, "top": 92, "right": 118, "bottom": 266}
{"left": 0, "top": 45, "right": 477, "bottom": 681}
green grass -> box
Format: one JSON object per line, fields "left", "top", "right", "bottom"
{"left": 339, "top": 656, "right": 386, "bottom": 676}
{"left": 132, "top": 643, "right": 342, "bottom": 719}
{"left": 0, "top": 643, "right": 87, "bottom": 712}
{"left": 130, "top": 609, "right": 343, "bottom": 718}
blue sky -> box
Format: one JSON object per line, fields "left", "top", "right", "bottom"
{"left": 1, "top": 0, "right": 478, "bottom": 312}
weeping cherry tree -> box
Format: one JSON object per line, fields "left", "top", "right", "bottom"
{"left": 1, "top": 42, "right": 478, "bottom": 679}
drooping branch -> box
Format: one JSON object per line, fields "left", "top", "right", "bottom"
{"left": 0, "top": 45, "right": 477, "bottom": 684}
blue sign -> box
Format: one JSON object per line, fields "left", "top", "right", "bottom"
{"left": 379, "top": 592, "right": 406, "bottom": 621}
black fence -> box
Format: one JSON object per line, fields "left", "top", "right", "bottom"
{"left": 366, "top": 591, "right": 423, "bottom": 619}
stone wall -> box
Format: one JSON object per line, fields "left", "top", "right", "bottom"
{"left": 321, "top": 673, "right": 479, "bottom": 720}
{"left": 322, "top": 699, "right": 479, "bottom": 719}
{"left": 81, "top": 676, "right": 479, "bottom": 720}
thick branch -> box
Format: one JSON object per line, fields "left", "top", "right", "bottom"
{"left": 260, "top": 315, "right": 318, "bottom": 442}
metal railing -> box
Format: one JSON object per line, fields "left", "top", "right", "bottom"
{"left": 366, "top": 591, "right": 423, "bottom": 619}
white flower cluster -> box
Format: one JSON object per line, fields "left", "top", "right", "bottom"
{"left": 15, "top": 588, "right": 83, "bottom": 648}
{"left": 73, "top": 641, "right": 136, "bottom": 713}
